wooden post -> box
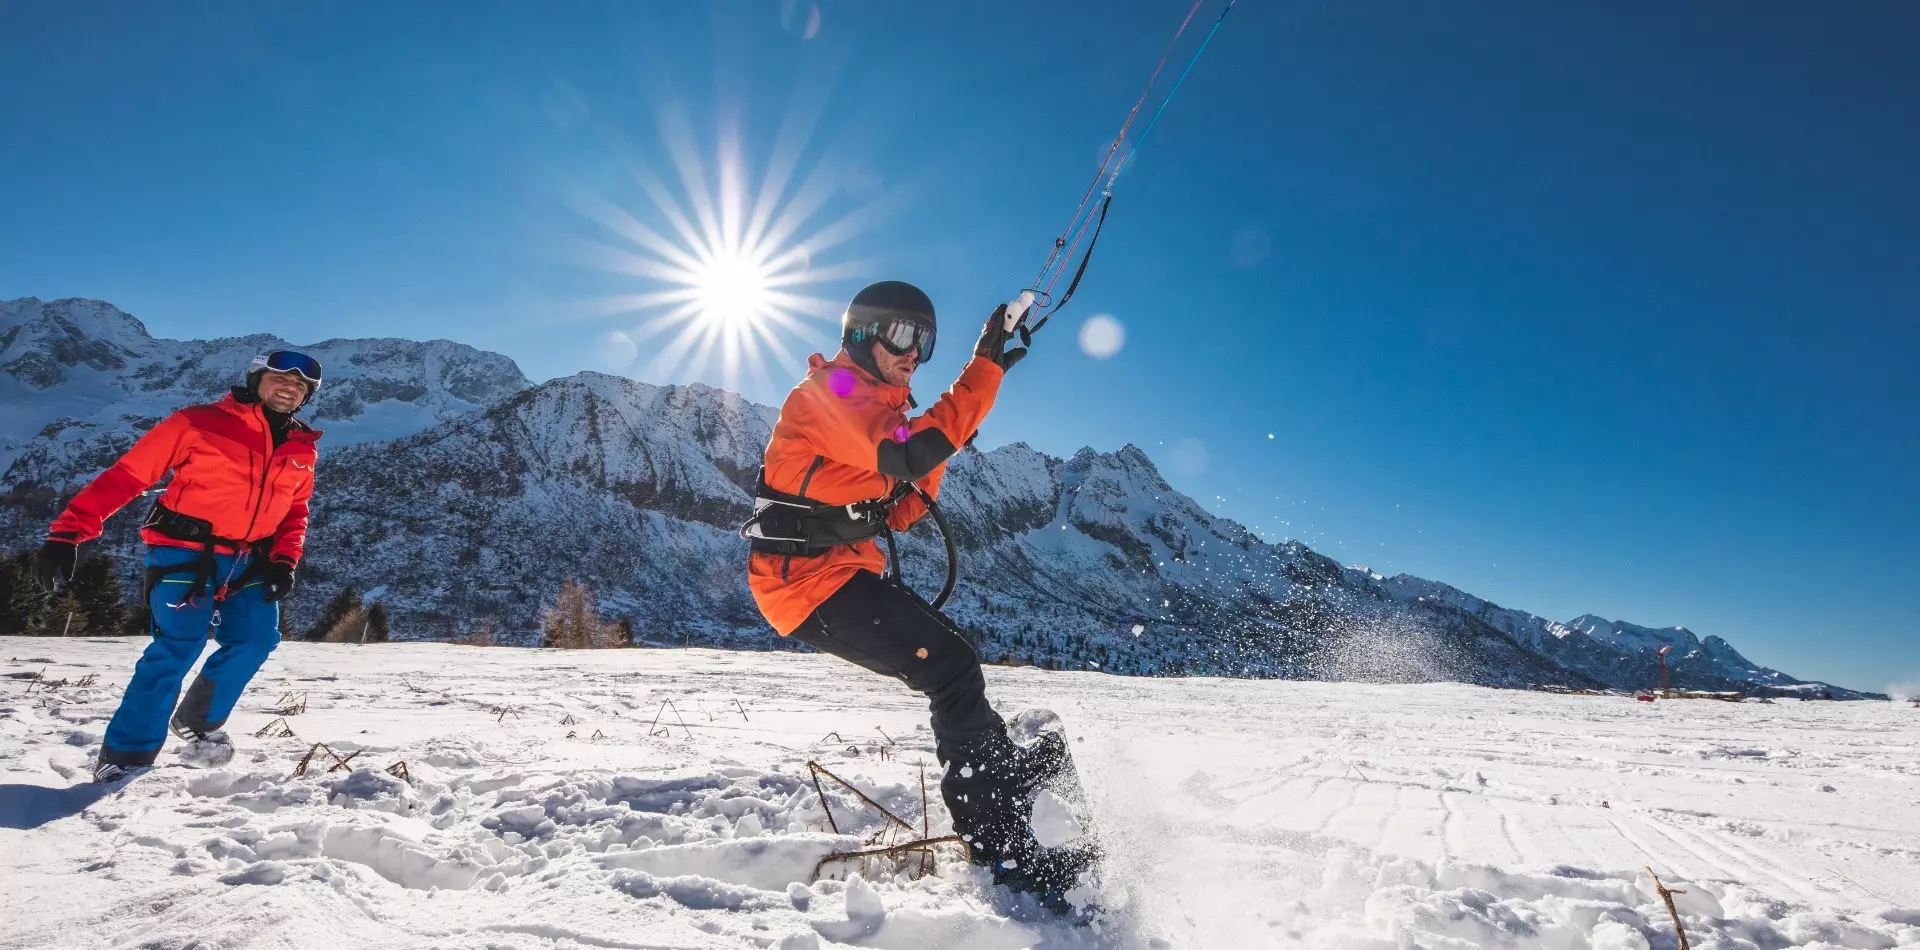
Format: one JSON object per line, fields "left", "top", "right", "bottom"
{"left": 1657, "top": 645, "right": 1672, "bottom": 695}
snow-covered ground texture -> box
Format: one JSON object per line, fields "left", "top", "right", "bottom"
{"left": 4, "top": 640, "right": 1916, "bottom": 950}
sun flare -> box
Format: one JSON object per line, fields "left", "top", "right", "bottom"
{"left": 555, "top": 97, "right": 882, "bottom": 396}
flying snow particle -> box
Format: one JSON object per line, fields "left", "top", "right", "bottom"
{"left": 1132, "top": 624, "right": 1144, "bottom": 636}
{"left": 1078, "top": 314, "right": 1126, "bottom": 359}
{"left": 1029, "top": 790, "right": 1084, "bottom": 848}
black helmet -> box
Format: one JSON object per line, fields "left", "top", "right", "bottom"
{"left": 842, "top": 281, "right": 936, "bottom": 376}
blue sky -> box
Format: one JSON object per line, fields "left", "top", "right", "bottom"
{"left": 3, "top": 2, "right": 1914, "bottom": 691}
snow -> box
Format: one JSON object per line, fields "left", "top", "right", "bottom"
{"left": 1029, "top": 790, "right": 1083, "bottom": 849}
{"left": 4, "top": 640, "right": 1917, "bottom": 949}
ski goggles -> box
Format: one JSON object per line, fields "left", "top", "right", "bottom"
{"left": 249, "top": 350, "right": 324, "bottom": 390}
{"left": 850, "top": 318, "right": 936, "bottom": 363}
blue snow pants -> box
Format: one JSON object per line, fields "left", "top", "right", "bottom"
{"left": 99, "top": 545, "right": 280, "bottom": 767}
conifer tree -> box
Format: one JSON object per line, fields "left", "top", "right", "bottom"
{"left": 321, "top": 605, "right": 367, "bottom": 643}
{"left": 38, "top": 589, "right": 89, "bottom": 636}
{"left": 304, "top": 586, "right": 360, "bottom": 641}
{"left": 67, "top": 553, "right": 126, "bottom": 635}
{"left": 540, "top": 580, "right": 620, "bottom": 648}
{"left": 0, "top": 551, "right": 41, "bottom": 636}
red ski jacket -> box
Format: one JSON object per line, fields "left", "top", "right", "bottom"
{"left": 48, "top": 394, "right": 322, "bottom": 565}
{"left": 749, "top": 351, "right": 1003, "bottom": 634}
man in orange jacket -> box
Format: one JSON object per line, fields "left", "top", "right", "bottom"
{"left": 746, "top": 281, "right": 1093, "bottom": 909}
{"left": 34, "top": 351, "right": 324, "bottom": 782}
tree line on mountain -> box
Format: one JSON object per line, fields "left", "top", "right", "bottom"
{"left": 0, "top": 548, "right": 135, "bottom": 636}
{"left": 0, "top": 548, "right": 632, "bottom": 652}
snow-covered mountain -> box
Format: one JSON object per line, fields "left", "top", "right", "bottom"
{"left": 0, "top": 297, "right": 1868, "bottom": 697}
{"left": 0, "top": 296, "right": 529, "bottom": 482}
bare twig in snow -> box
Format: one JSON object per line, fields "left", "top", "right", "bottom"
{"left": 252, "top": 717, "right": 296, "bottom": 739}
{"left": 806, "top": 761, "right": 915, "bottom": 834}
{"left": 1644, "top": 866, "right": 1693, "bottom": 950}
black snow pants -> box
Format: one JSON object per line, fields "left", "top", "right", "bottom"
{"left": 789, "top": 570, "right": 1004, "bottom": 753}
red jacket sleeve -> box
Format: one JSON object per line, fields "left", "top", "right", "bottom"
{"left": 268, "top": 473, "right": 313, "bottom": 566}
{"left": 47, "top": 411, "right": 193, "bottom": 543}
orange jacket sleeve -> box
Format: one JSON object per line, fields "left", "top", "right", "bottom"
{"left": 800, "top": 357, "right": 1003, "bottom": 485}
{"left": 47, "top": 411, "right": 193, "bottom": 543}
{"left": 268, "top": 473, "right": 313, "bottom": 566}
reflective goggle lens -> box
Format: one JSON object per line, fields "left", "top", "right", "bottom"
{"left": 264, "top": 350, "right": 323, "bottom": 383}
{"left": 871, "top": 321, "right": 934, "bottom": 361}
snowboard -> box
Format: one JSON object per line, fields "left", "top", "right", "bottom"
{"left": 1004, "top": 708, "right": 1104, "bottom": 919}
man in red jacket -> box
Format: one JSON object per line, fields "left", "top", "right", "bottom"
{"left": 34, "top": 351, "right": 324, "bottom": 782}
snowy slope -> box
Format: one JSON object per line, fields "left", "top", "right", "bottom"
{"left": 3, "top": 640, "right": 1916, "bottom": 949}
{"left": 0, "top": 297, "right": 1867, "bottom": 696}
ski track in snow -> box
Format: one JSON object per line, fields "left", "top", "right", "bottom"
{"left": 2, "top": 640, "right": 1917, "bottom": 950}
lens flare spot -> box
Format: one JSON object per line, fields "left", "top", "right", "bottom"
{"left": 1079, "top": 314, "right": 1126, "bottom": 360}
{"left": 599, "top": 331, "right": 638, "bottom": 369}
{"left": 829, "top": 367, "right": 856, "bottom": 397}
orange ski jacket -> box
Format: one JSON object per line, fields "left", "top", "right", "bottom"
{"left": 48, "top": 394, "right": 322, "bottom": 566}
{"left": 749, "top": 351, "right": 1004, "bottom": 634}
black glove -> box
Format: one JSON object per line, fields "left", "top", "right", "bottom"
{"left": 975, "top": 303, "right": 1029, "bottom": 372}
{"left": 33, "top": 537, "right": 78, "bottom": 591}
{"left": 261, "top": 560, "right": 296, "bottom": 603}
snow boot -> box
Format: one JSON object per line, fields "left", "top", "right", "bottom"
{"left": 939, "top": 711, "right": 1102, "bottom": 917}
{"left": 169, "top": 717, "right": 235, "bottom": 768}
{"left": 91, "top": 761, "right": 149, "bottom": 784}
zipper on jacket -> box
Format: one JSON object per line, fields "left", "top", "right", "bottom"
{"left": 240, "top": 404, "right": 276, "bottom": 542}
{"left": 796, "top": 455, "right": 825, "bottom": 500}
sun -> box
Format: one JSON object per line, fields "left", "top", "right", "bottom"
{"left": 693, "top": 247, "right": 773, "bottom": 328}
{"left": 553, "top": 97, "right": 881, "bottom": 396}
